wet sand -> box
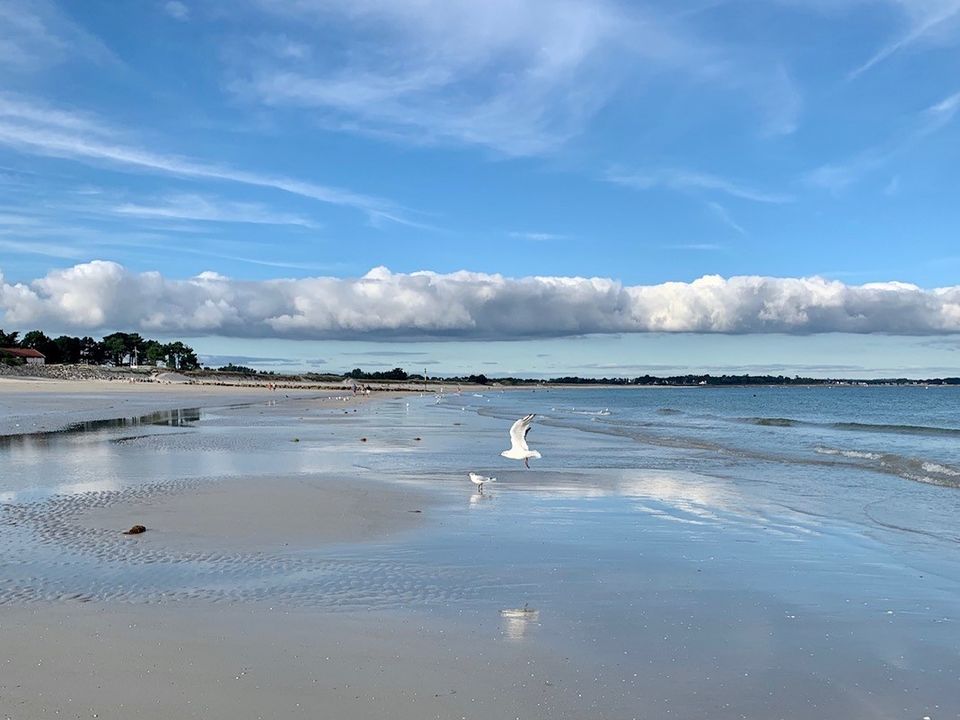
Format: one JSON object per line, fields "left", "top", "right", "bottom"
{"left": 78, "top": 474, "right": 434, "bottom": 551}
{"left": 0, "top": 603, "right": 610, "bottom": 720}
{"left": 2, "top": 383, "right": 960, "bottom": 718}
{"left": 0, "top": 377, "right": 340, "bottom": 436}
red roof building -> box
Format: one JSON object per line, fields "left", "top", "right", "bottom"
{"left": 0, "top": 347, "right": 46, "bottom": 364}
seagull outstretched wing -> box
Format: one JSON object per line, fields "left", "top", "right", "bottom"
{"left": 508, "top": 414, "right": 535, "bottom": 452}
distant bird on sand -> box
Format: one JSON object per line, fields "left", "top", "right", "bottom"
{"left": 469, "top": 472, "right": 496, "bottom": 493}
{"left": 501, "top": 414, "right": 541, "bottom": 468}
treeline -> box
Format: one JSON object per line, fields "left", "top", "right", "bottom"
{"left": 340, "top": 368, "right": 960, "bottom": 386}
{"left": 0, "top": 329, "right": 199, "bottom": 370}
{"left": 553, "top": 374, "right": 825, "bottom": 386}
{"left": 344, "top": 368, "right": 494, "bottom": 384}
{"left": 345, "top": 367, "right": 417, "bottom": 381}
{"left": 549, "top": 374, "right": 960, "bottom": 386}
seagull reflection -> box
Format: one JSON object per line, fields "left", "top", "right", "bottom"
{"left": 469, "top": 492, "right": 493, "bottom": 506}
{"left": 500, "top": 605, "right": 540, "bottom": 640}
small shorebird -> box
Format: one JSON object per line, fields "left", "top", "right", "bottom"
{"left": 501, "top": 414, "right": 542, "bottom": 468}
{"left": 469, "top": 472, "right": 496, "bottom": 493}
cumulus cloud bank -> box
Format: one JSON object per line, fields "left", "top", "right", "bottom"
{"left": 2, "top": 261, "right": 959, "bottom": 339}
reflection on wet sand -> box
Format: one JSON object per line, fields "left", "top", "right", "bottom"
{"left": 483, "top": 468, "right": 823, "bottom": 538}
{"left": 469, "top": 492, "right": 494, "bottom": 507}
{"left": 0, "top": 407, "right": 202, "bottom": 448}
{"left": 500, "top": 606, "right": 540, "bottom": 641}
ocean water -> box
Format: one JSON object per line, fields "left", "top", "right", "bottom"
{"left": 3, "top": 386, "right": 960, "bottom": 715}
{"left": 418, "top": 385, "right": 960, "bottom": 550}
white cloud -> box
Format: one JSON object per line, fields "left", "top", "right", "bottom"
{"left": 607, "top": 168, "right": 793, "bottom": 204}
{"left": 3, "top": 261, "right": 960, "bottom": 339}
{"left": 163, "top": 1, "right": 190, "bottom": 21}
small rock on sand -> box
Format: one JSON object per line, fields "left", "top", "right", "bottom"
{"left": 123, "top": 525, "right": 147, "bottom": 535}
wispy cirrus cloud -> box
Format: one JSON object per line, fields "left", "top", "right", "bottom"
{"left": 0, "top": 237, "right": 86, "bottom": 260}
{"left": 666, "top": 242, "right": 727, "bottom": 252}
{"left": 705, "top": 202, "right": 746, "bottom": 236}
{"left": 806, "top": 89, "right": 960, "bottom": 192}
{"left": 3, "top": 261, "right": 960, "bottom": 339}
{"left": 224, "top": 0, "right": 803, "bottom": 156}
{"left": 0, "top": 94, "right": 404, "bottom": 222}
{"left": 606, "top": 167, "right": 793, "bottom": 204}
{"left": 0, "top": 0, "right": 116, "bottom": 73}
{"left": 779, "top": 0, "right": 960, "bottom": 78}
{"left": 508, "top": 231, "right": 569, "bottom": 242}
{"left": 112, "top": 194, "right": 320, "bottom": 228}
{"left": 0, "top": 212, "right": 40, "bottom": 227}
{"left": 163, "top": 1, "right": 190, "bottom": 21}
{"left": 849, "top": 0, "right": 960, "bottom": 78}
{"left": 228, "top": 0, "right": 637, "bottom": 156}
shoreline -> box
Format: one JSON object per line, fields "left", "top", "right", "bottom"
{"left": 0, "top": 378, "right": 391, "bottom": 437}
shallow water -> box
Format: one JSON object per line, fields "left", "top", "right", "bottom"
{"left": 3, "top": 387, "right": 960, "bottom": 717}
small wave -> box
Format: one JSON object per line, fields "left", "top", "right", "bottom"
{"left": 745, "top": 417, "right": 798, "bottom": 427}
{"left": 901, "top": 473, "right": 960, "bottom": 489}
{"left": 573, "top": 409, "right": 611, "bottom": 417}
{"left": 831, "top": 422, "right": 960, "bottom": 437}
{"left": 815, "top": 447, "right": 882, "bottom": 460}
{"left": 740, "top": 417, "right": 960, "bottom": 438}
{"left": 922, "top": 461, "right": 960, "bottom": 477}
{"left": 656, "top": 408, "right": 683, "bottom": 415}
{"left": 554, "top": 407, "right": 612, "bottom": 417}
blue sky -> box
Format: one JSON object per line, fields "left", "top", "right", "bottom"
{"left": 1, "top": 0, "right": 959, "bottom": 377}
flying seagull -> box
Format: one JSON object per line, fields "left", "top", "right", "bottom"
{"left": 469, "top": 472, "right": 496, "bottom": 493}
{"left": 501, "top": 414, "right": 541, "bottom": 468}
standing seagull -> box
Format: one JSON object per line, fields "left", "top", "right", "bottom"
{"left": 469, "top": 472, "right": 496, "bottom": 493}
{"left": 501, "top": 414, "right": 542, "bottom": 468}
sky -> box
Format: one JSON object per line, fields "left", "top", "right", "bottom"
{"left": 1, "top": 0, "right": 959, "bottom": 377}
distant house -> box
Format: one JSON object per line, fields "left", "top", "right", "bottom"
{"left": 0, "top": 347, "right": 46, "bottom": 365}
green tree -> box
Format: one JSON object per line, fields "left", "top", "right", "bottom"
{"left": 101, "top": 332, "right": 129, "bottom": 365}
{"left": 143, "top": 340, "right": 166, "bottom": 366}
{"left": 163, "top": 341, "right": 199, "bottom": 371}
{"left": 54, "top": 335, "right": 83, "bottom": 364}
{"left": 79, "top": 336, "right": 105, "bottom": 364}
{"left": 0, "top": 329, "right": 20, "bottom": 347}
{"left": 101, "top": 332, "right": 146, "bottom": 366}
{"left": 218, "top": 364, "right": 256, "bottom": 374}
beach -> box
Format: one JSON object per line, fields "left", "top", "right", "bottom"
{"left": 2, "top": 380, "right": 960, "bottom": 718}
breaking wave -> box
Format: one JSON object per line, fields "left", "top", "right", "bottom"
{"left": 815, "top": 446, "right": 960, "bottom": 488}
